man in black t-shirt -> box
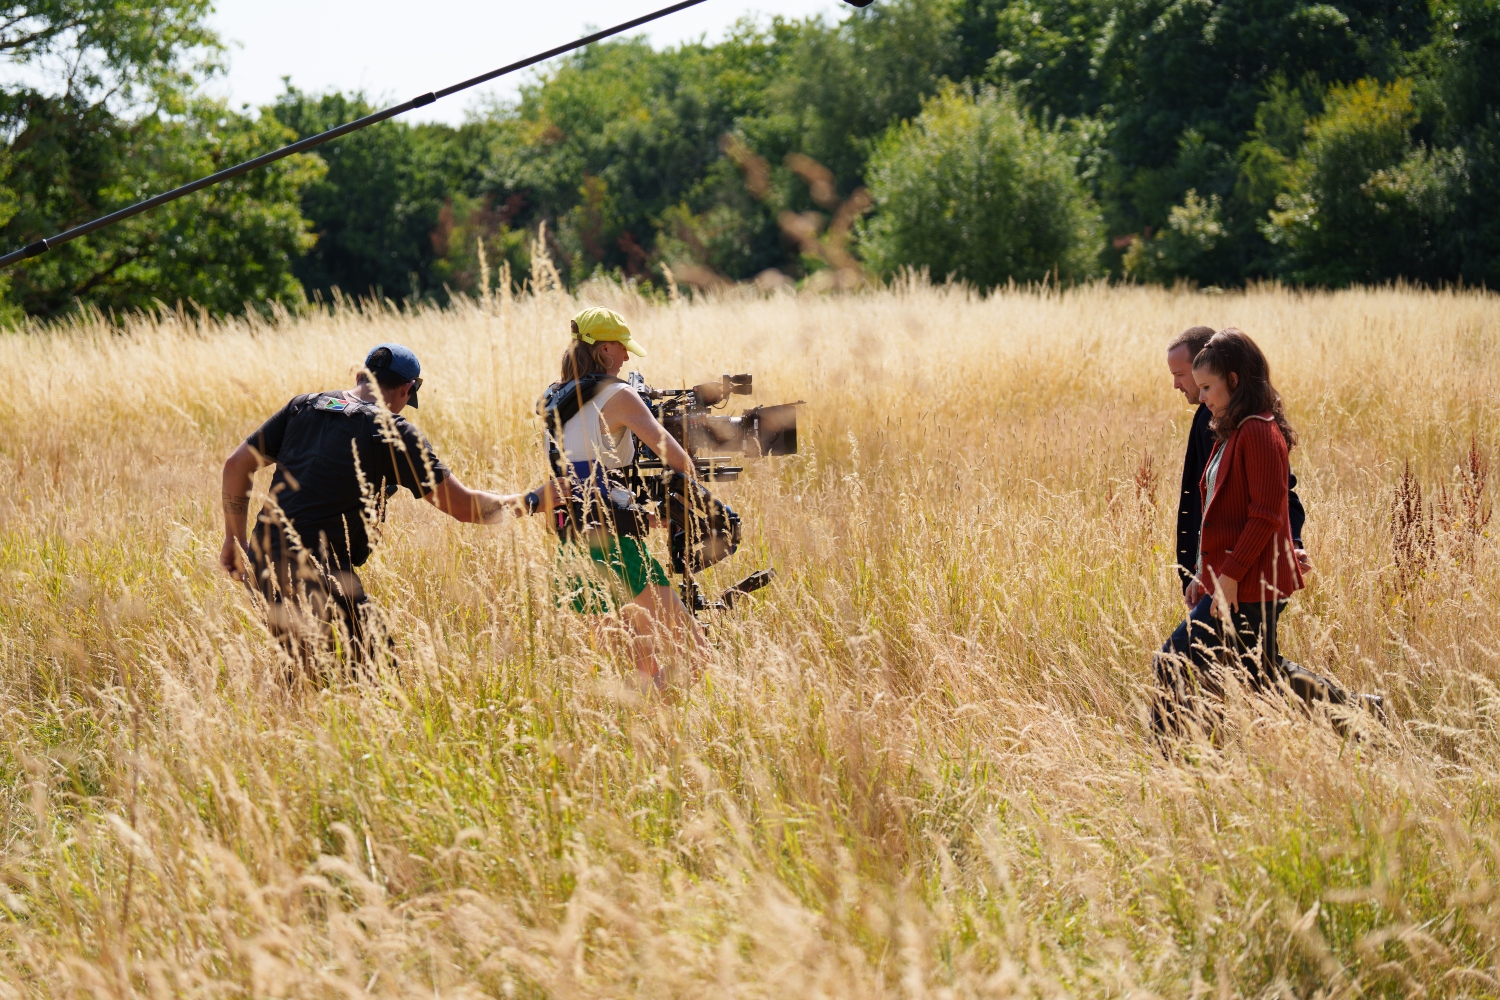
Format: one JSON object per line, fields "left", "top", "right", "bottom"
{"left": 220, "top": 343, "right": 520, "bottom": 672}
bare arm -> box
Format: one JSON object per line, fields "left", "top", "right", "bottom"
{"left": 602, "top": 389, "right": 694, "bottom": 476}
{"left": 220, "top": 442, "right": 260, "bottom": 580}
{"left": 423, "top": 473, "right": 523, "bottom": 524}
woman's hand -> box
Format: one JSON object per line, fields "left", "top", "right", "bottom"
{"left": 1210, "top": 572, "right": 1239, "bottom": 619}
{"left": 492, "top": 478, "right": 574, "bottom": 522}
{"left": 1295, "top": 548, "right": 1313, "bottom": 574}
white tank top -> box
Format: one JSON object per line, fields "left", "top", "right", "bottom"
{"left": 558, "top": 382, "right": 636, "bottom": 469}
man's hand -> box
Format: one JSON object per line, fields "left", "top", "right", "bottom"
{"left": 1295, "top": 548, "right": 1313, "bottom": 574}
{"left": 427, "top": 475, "right": 509, "bottom": 523}
{"left": 1210, "top": 572, "right": 1239, "bottom": 619}
{"left": 479, "top": 492, "right": 526, "bottom": 523}
{"left": 1184, "top": 578, "right": 1205, "bottom": 607}
{"left": 220, "top": 534, "right": 246, "bottom": 581}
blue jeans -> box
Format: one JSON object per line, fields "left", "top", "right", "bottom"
{"left": 1153, "top": 595, "right": 1283, "bottom": 735}
{"left": 1164, "top": 595, "right": 1219, "bottom": 662}
{"left": 1163, "top": 595, "right": 1282, "bottom": 682}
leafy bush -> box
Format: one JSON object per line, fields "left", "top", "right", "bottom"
{"left": 428, "top": 193, "right": 531, "bottom": 298}
{"left": 1122, "top": 190, "right": 1227, "bottom": 284}
{"left": 859, "top": 86, "right": 1102, "bottom": 288}
{"left": 2, "top": 97, "right": 322, "bottom": 317}
{"left": 1264, "top": 78, "right": 1465, "bottom": 285}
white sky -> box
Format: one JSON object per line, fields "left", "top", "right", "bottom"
{"left": 205, "top": 0, "right": 852, "bottom": 126}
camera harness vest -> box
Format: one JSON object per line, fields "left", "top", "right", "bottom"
{"left": 540, "top": 375, "right": 650, "bottom": 538}
{"left": 538, "top": 374, "right": 744, "bottom": 574}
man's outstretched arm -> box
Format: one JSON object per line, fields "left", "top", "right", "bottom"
{"left": 426, "top": 475, "right": 573, "bottom": 523}
{"left": 220, "top": 442, "right": 260, "bottom": 579}
{"left": 424, "top": 473, "right": 523, "bottom": 524}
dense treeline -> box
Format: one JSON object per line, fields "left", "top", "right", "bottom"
{"left": 0, "top": 0, "right": 1496, "bottom": 319}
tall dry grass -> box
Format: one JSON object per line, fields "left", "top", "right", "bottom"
{"left": 0, "top": 280, "right": 1498, "bottom": 997}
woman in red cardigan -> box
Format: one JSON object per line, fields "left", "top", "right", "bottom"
{"left": 1153, "top": 328, "right": 1304, "bottom": 733}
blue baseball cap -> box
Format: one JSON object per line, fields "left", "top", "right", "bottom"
{"left": 365, "top": 343, "right": 422, "bottom": 408}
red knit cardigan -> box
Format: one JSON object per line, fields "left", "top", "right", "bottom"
{"left": 1198, "top": 413, "right": 1305, "bottom": 603}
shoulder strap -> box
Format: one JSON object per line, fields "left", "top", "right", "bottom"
{"left": 539, "top": 375, "right": 625, "bottom": 478}
{"left": 540, "top": 375, "right": 624, "bottom": 432}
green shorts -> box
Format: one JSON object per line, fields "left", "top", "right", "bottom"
{"left": 556, "top": 534, "right": 671, "bottom": 615}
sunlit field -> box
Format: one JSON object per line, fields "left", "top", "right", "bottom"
{"left": 2, "top": 279, "right": 1498, "bottom": 997}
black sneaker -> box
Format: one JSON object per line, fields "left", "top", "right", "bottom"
{"left": 1356, "top": 693, "right": 1387, "bottom": 723}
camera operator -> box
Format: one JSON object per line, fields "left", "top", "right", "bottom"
{"left": 533, "top": 307, "right": 708, "bottom": 692}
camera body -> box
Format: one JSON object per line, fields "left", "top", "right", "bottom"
{"left": 628, "top": 372, "right": 799, "bottom": 475}
{"left": 626, "top": 371, "right": 801, "bottom": 612}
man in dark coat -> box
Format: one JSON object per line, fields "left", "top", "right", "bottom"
{"left": 1160, "top": 326, "right": 1381, "bottom": 725}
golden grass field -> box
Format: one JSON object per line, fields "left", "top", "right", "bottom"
{"left": 1, "top": 280, "right": 1498, "bottom": 997}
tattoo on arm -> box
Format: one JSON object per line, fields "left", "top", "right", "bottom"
{"left": 223, "top": 493, "right": 250, "bottom": 516}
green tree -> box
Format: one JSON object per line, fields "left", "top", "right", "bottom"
{"left": 0, "top": 0, "right": 220, "bottom": 102}
{"left": 989, "top": 0, "right": 1434, "bottom": 282}
{"left": 859, "top": 86, "right": 1102, "bottom": 288}
{"left": 487, "top": 32, "right": 787, "bottom": 285}
{"left": 3, "top": 97, "right": 321, "bottom": 316}
{"left": 988, "top": 0, "right": 1112, "bottom": 120}
{"left": 270, "top": 88, "right": 458, "bottom": 303}
{"left": 758, "top": 1, "right": 967, "bottom": 192}
{"left": 1418, "top": 0, "right": 1500, "bottom": 282}
{"left": 476, "top": 4, "right": 979, "bottom": 287}
{"left": 1265, "top": 78, "right": 1463, "bottom": 285}
{"left": 0, "top": 0, "right": 322, "bottom": 319}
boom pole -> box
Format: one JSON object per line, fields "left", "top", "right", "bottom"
{"left": 0, "top": 0, "right": 719, "bottom": 269}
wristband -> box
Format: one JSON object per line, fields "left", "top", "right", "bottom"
{"left": 524, "top": 489, "right": 543, "bottom": 515}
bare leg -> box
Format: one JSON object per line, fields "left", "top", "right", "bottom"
{"left": 616, "top": 602, "right": 663, "bottom": 689}
{"left": 623, "top": 584, "right": 708, "bottom": 691}
{"left": 584, "top": 613, "right": 654, "bottom": 693}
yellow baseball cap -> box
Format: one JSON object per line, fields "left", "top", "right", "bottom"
{"left": 571, "top": 306, "right": 646, "bottom": 357}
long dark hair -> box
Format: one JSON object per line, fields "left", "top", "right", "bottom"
{"left": 560, "top": 333, "right": 609, "bottom": 383}
{"left": 1192, "top": 328, "right": 1298, "bottom": 448}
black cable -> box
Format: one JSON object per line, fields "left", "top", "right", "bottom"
{"left": 0, "top": 0, "right": 714, "bottom": 269}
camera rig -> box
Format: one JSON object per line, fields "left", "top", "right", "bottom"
{"left": 625, "top": 372, "right": 801, "bottom": 618}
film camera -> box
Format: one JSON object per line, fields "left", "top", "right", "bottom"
{"left": 625, "top": 372, "right": 800, "bottom": 616}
